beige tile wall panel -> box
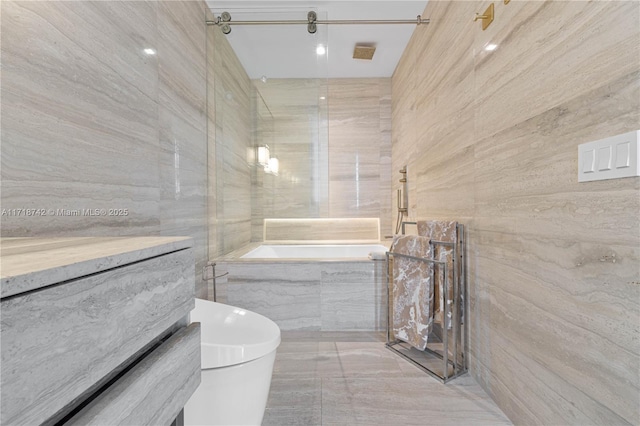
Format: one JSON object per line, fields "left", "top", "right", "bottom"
{"left": 0, "top": 1, "right": 161, "bottom": 237}
{"left": 474, "top": 1, "right": 639, "bottom": 141}
{"left": 157, "top": 0, "right": 208, "bottom": 291}
{"left": 329, "top": 79, "right": 392, "bottom": 232}
{"left": 209, "top": 26, "right": 253, "bottom": 256}
{"left": 1, "top": 0, "right": 210, "bottom": 297}
{"left": 379, "top": 81, "right": 393, "bottom": 236}
{"left": 392, "top": 0, "right": 640, "bottom": 424}
{"left": 251, "top": 78, "right": 391, "bottom": 237}
{"left": 264, "top": 218, "right": 380, "bottom": 242}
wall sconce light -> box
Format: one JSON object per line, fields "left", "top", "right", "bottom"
{"left": 257, "top": 145, "right": 270, "bottom": 166}
{"left": 265, "top": 157, "right": 279, "bottom": 175}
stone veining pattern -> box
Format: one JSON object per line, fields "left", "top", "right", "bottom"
{"left": 1, "top": 239, "right": 194, "bottom": 425}
{"left": 390, "top": 235, "right": 434, "bottom": 350}
{"left": 392, "top": 1, "right": 640, "bottom": 424}
{"left": 217, "top": 260, "right": 387, "bottom": 331}
{"left": 417, "top": 220, "right": 458, "bottom": 325}
{"left": 1, "top": 0, "right": 209, "bottom": 297}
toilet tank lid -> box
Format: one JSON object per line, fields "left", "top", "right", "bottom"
{"left": 191, "top": 298, "right": 281, "bottom": 369}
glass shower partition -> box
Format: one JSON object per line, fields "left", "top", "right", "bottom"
{"left": 207, "top": 7, "right": 329, "bottom": 256}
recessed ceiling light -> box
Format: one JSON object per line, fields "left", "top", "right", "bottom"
{"left": 143, "top": 48, "right": 156, "bottom": 55}
{"left": 316, "top": 45, "right": 326, "bottom": 55}
{"left": 320, "top": 96, "right": 326, "bottom": 100}
{"left": 485, "top": 44, "right": 498, "bottom": 51}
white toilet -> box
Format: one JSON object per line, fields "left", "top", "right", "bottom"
{"left": 184, "top": 298, "right": 281, "bottom": 426}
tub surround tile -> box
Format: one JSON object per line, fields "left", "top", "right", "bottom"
{"left": 393, "top": 0, "right": 640, "bottom": 424}
{"left": 329, "top": 79, "right": 392, "bottom": 229}
{"left": 223, "top": 262, "right": 322, "bottom": 330}
{"left": 264, "top": 218, "right": 380, "bottom": 243}
{"left": 249, "top": 78, "right": 391, "bottom": 241}
{"left": 321, "top": 263, "right": 386, "bottom": 331}
{"left": 218, "top": 259, "right": 388, "bottom": 331}
{"left": 379, "top": 83, "right": 393, "bottom": 236}
{"left": 320, "top": 262, "right": 376, "bottom": 283}
{"left": 224, "top": 277, "right": 321, "bottom": 331}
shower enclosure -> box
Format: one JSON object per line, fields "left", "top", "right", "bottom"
{"left": 206, "top": 7, "right": 329, "bottom": 258}
{"left": 206, "top": 5, "right": 397, "bottom": 263}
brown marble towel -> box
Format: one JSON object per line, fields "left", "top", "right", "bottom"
{"left": 390, "top": 235, "right": 434, "bottom": 350}
{"left": 416, "top": 221, "right": 458, "bottom": 326}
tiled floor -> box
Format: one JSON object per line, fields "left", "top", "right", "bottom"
{"left": 263, "top": 332, "right": 512, "bottom": 426}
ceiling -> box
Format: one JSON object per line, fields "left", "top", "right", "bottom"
{"left": 206, "top": 1, "right": 429, "bottom": 79}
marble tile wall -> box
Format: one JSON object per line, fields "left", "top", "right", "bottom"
{"left": 251, "top": 78, "right": 392, "bottom": 241}
{"left": 1, "top": 0, "right": 209, "bottom": 297}
{"left": 329, "top": 78, "right": 393, "bottom": 237}
{"left": 216, "top": 260, "right": 387, "bottom": 331}
{"left": 392, "top": 1, "right": 640, "bottom": 424}
{"left": 320, "top": 261, "right": 387, "bottom": 331}
{"left": 157, "top": 1, "right": 208, "bottom": 297}
{"left": 264, "top": 218, "right": 380, "bottom": 242}
{"left": 207, "top": 24, "right": 253, "bottom": 257}
{"left": 251, "top": 79, "right": 327, "bottom": 242}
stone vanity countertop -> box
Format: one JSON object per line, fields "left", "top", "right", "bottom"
{"left": 0, "top": 237, "right": 193, "bottom": 299}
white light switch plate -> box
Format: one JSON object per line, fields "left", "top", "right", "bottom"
{"left": 578, "top": 130, "right": 640, "bottom": 182}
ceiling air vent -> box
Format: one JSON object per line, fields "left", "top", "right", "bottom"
{"left": 353, "top": 44, "right": 376, "bottom": 60}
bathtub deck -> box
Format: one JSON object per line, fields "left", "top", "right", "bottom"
{"left": 263, "top": 331, "right": 512, "bottom": 426}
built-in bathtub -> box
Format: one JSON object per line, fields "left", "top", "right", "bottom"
{"left": 241, "top": 244, "right": 387, "bottom": 259}
{"left": 214, "top": 242, "right": 389, "bottom": 331}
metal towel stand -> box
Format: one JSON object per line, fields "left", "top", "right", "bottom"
{"left": 385, "top": 222, "right": 467, "bottom": 383}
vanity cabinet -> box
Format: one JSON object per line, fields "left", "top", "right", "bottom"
{"left": 0, "top": 237, "right": 201, "bottom": 425}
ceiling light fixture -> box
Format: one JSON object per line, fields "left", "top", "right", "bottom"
{"left": 143, "top": 48, "right": 156, "bottom": 55}
{"left": 485, "top": 43, "right": 498, "bottom": 51}
{"left": 316, "top": 45, "right": 326, "bottom": 55}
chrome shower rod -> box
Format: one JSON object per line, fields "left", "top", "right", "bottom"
{"left": 206, "top": 11, "right": 429, "bottom": 34}
{"left": 206, "top": 18, "right": 429, "bottom": 25}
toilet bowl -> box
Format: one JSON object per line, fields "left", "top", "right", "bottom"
{"left": 184, "top": 298, "right": 281, "bottom": 426}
